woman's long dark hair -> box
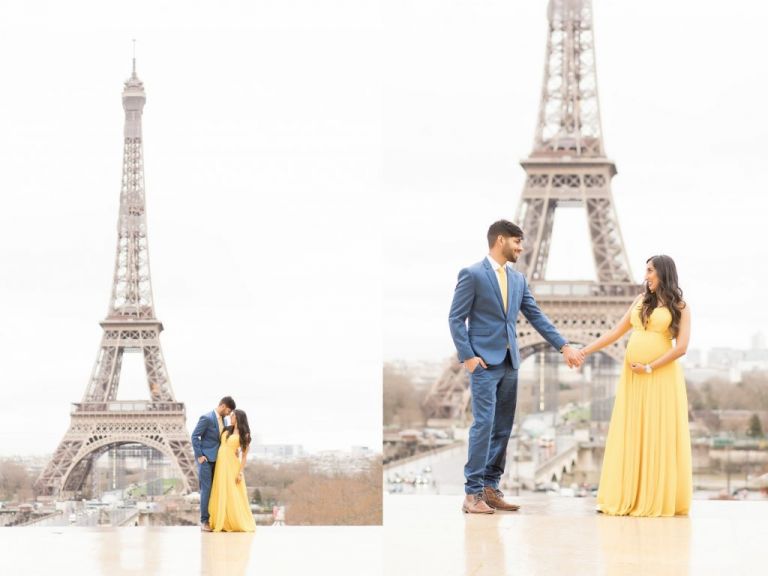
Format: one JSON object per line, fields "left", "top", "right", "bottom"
{"left": 221, "top": 409, "right": 252, "bottom": 452}
{"left": 641, "top": 255, "right": 686, "bottom": 338}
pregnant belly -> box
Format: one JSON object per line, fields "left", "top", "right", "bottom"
{"left": 625, "top": 332, "right": 672, "bottom": 364}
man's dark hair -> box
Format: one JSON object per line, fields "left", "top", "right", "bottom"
{"left": 487, "top": 220, "right": 523, "bottom": 248}
{"left": 219, "top": 396, "right": 236, "bottom": 410}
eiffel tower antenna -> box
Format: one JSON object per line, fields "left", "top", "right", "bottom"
{"left": 36, "top": 59, "right": 198, "bottom": 497}
{"left": 423, "top": 0, "right": 642, "bottom": 423}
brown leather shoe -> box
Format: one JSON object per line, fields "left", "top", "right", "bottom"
{"left": 483, "top": 487, "right": 520, "bottom": 511}
{"left": 462, "top": 493, "right": 495, "bottom": 514}
{"left": 201, "top": 522, "right": 212, "bottom": 532}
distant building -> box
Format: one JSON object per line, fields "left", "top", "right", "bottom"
{"left": 682, "top": 343, "right": 768, "bottom": 383}
{"left": 733, "top": 350, "right": 768, "bottom": 381}
{"left": 310, "top": 449, "right": 380, "bottom": 475}
{"left": 250, "top": 444, "right": 380, "bottom": 475}
{"left": 742, "top": 348, "right": 768, "bottom": 364}
{"left": 684, "top": 366, "right": 732, "bottom": 384}
{"left": 251, "top": 444, "right": 305, "bottom": 461}
{"left": 707, "top": 348, "right": 744, "bottom": 370}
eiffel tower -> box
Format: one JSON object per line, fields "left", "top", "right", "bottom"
{"left": 424, "top": 0, "right": 643, "bottom": 422}
{"left": 35, "top": 58, "right": 198, "bottom": 496}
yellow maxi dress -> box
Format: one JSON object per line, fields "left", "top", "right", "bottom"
{"left": 208, "top": 431, "right": 256, "bottom": 532}
{"left": 597, "top": 304, "right": 692, "bottom": 517}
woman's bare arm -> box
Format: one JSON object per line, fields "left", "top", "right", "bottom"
{"left": 647, "top": 304, "right": 691, "bottom": 370}
{"left": 236, "top": 446, "right": 249, "bottom": 484}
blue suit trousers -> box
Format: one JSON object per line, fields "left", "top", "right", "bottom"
{"left": 464, "top": 353, "right": 519, "bottom": 494}
{"left": 198, "top": 460, "right": 216, "bottom": 523}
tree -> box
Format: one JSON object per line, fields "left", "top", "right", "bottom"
{"left": 747, "top": 413, "right": 764, "bottom": 438}
{"left": 0, "top": 459, "right": 34, "bottom": 502}
{"left": 282, "top": 461, "right": 382, "bottom": 525}
{"left": 383, "top": 363, "right": 426, "bottom": 427}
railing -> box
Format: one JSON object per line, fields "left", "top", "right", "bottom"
{"left": 72, "top": 402, "right": 185, "bottom": 414}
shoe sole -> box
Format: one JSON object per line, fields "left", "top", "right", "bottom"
{"left": 487, "top": 504, "right": 520, "bottom": 511}
{"left": 461, "top": 505, "right": 495, "bottom": 514}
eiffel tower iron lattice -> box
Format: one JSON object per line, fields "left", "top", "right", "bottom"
{"left": 423, "top": 0, "right": 643, "bottom": 422}
{"left": 35, "top": 60, "right": 198, "bottom": 496}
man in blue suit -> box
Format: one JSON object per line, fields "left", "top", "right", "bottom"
{"left": 449, "top": 220, "right": 583, "bottom": 514}
{"left": 191, "top": 396, "right": 236, "bottom": 531}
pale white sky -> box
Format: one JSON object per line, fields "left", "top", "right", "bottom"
{"left": 383, "top": 0, "right": 768, "bottom": 361}
{"left": 0, "top": 1, "right": 382, "bottom": 456}
{"left": 2, "top": 1, "right": 766, "bottom": 458}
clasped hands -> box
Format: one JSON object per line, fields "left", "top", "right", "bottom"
{"left": 561, "top": 345, "right": 585, "bottom": 369}
{"left": 629, "top": 362, "right": 650, "bottom": 375}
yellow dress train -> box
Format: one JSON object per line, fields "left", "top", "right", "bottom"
{"left": 596, "top": 304, "right": 692, "bottom": 517}
{"left": 209, "top": 431, "right": 256, "bottom": 532}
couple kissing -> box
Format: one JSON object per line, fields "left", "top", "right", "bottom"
{"left": 192, "top": 396, "right": 256, "bottom": 532}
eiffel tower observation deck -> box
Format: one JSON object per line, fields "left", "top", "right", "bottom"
{"left": 35, "top": 58, "right": 198, "bottom": 497}
{"left": 423, "top": 0, "right": 643, "bottom": 423}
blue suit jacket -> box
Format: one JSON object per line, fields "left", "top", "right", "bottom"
{"left": 191, "top": 410, "right": 222, "bottom": 462}
{"left": 448, "top": 258, "right": 567, "bottom": 368}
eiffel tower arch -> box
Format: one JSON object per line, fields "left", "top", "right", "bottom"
{"left": 424, "top": 0, "right": 642, "bottom": 423}
{"left": 47, "top": 410, "right": 196, "bottom": 494}
{"left": 35, "top": 59, "right": 198, "bottom": 497}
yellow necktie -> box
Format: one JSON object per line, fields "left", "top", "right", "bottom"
{"left": 497, "top": 266, "right": 508, "bottom": 312}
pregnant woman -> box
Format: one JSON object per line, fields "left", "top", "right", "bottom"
{"left": 208, "top": 409, "right": 257, "bottom": 531}
{"left": 582, "top": 255, "right": 692, "bottom": 516}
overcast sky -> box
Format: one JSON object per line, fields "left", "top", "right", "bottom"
{"left": 0, "top": 1, "right": 381, "bottom": 456}
{"left": 383, "top": 0, "right": 768, "bottom": 361}
{"left": 2, "top": 1, "right": 767, "bottom": 458}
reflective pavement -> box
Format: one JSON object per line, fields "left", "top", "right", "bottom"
{"left": 1, "top": 525, "right": 381, "bottom": 575}
{"left": 5, "top": 495, "right": 766, "bottom": 575}
{"left": 384, "top": 494, "right": 768, "bottom": 576}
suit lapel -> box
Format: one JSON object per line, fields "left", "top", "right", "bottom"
{"left": 482, "top": 258, "right": 505, "bottom": 315}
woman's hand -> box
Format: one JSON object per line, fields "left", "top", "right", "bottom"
{"left": 629, "top": 362, "right": 648, "bottom": 375}
{"left": 236, "top": 470, "right": 243, "bottom": 484}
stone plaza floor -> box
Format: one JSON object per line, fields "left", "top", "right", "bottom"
{"left": 384, "top": 494, "right": 768, "bottom": 576}
{"left": 0, "top": 524, "right": 381, "bottom": 575}
{"left": 3, "top": 495, "right": 767, "bottom": 575}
